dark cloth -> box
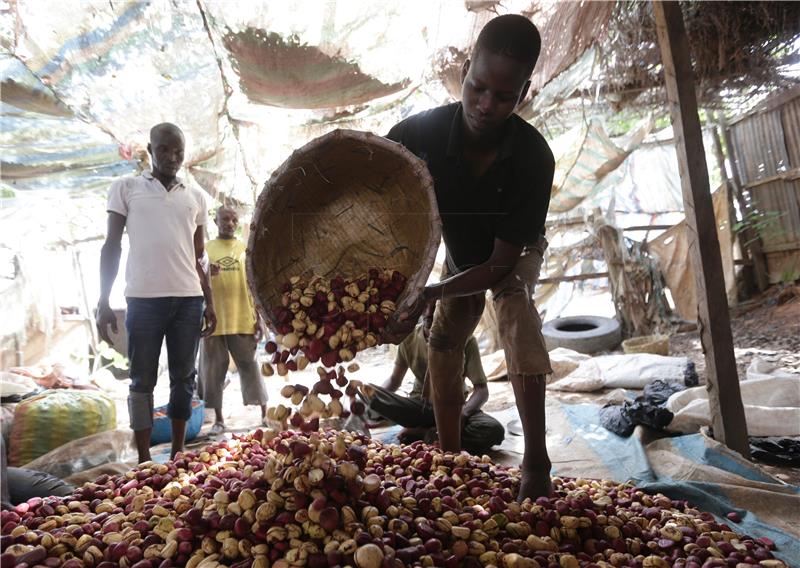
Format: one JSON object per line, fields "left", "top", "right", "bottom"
{"left": 1, "top": 437, "right": 72, "bottom": 508}
{"left": 386, "top": 103, "right": 554, "bottom": 273}
{"left": 366, "top": 384, "right": 505, "bottom": 455}
{"left": 600, "top": 379, "right": 686, "bottom": 437}
{"left": 643, "top": 379, "right": 689, "bottom": 406}
{"left": 4, "top": 468, "right": 74, "bottom": 506}
{"left": 126, "top": 296, "right": 204, "bottom": 429}
{"left": 749, "top": 437, "right": 800, "bottom": 467}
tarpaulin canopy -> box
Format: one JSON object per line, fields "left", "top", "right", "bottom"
{"left": 548, "top": 116, "right": 652, "bottom": 214}
{"left": 0, "top": 0, "right": 612, "bottom": 205}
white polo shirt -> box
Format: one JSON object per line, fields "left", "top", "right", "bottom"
{"left": 107, "top": 171, "right": 209, "bottom": 298}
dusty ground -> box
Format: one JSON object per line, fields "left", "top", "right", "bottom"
{"left": 669, "top": 285, "right": 800, "bottom": 381}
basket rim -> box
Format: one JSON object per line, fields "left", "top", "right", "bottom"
{"left": 245, "top": 128, "right": 441, "bottom": 333}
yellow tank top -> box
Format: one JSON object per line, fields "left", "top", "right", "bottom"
{"left": 206, "top": 238, "right": 256, "bottom": 335}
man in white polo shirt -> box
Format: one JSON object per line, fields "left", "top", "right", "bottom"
{"left": 96, "top": 123, "right": 216, "bottom": 464}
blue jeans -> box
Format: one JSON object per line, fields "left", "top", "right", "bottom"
{"left": 125, "top": 296, "right": 204, "bottom": 430}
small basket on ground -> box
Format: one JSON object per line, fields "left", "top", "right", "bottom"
{"left": 246, "top": 129, "right": 441, "bottom": 334}
{"left": 622, "top": 334, "right": 671, "bottom": 356}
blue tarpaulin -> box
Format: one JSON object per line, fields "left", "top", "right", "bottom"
{"left": 560, "top": 403, "right": 800, "bottom": 564}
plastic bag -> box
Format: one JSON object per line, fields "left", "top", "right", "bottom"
{"left": 599, "top": 404, "right": 636, "bottom": 436}
{"left": 9, "top": 389, "right": 117, "bottom": 466}
{"left": 745, "top": 357, "right": 797, "bottom": 381}
{"left": 749, "top": 437, "right": 800, "bottom": 467}
{"left": 595, "top": 354, "right": 697, "bottom": 388}
{"left": 21, "top": 429, "right": 136, "bottom": 480}
{"left": 600, "top": 379, "right": 683, "bottom": 437}
{"left": 548, "top": 359, "right": 605, "bottom": 392}
{"left": 549, "top": 348, "right": 591, "bottom": 379}
{"left": 549, "top": 354, "right": 697, "bottom": 392}
{"left": 642, "top": 379, "right": 686, "bottom": 406}
{"left": 666, "top": 376, "right": 800, "bottom": 436}
{"left": 0, "top": 372, "right": 38, "bottom": 398}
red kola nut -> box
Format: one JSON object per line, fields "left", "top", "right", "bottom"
{"left": 5, "top": 424, "right": 783, "bottom": 568}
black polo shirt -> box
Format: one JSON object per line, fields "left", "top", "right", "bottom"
{"left": 387, "top": 103, "right": 554, "bottom": 273}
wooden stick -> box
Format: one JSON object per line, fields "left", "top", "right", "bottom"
{"left": 741, "top": 167, "right": 800, "bottom": 189}
{"left": 653, "top": 1, "right": 750, "bottom": 458}
{"left": 538, "top": 272, "right": 609, "bottom": 284}
{"left": 621, "top": 224, "right": 674, "bottom": 232}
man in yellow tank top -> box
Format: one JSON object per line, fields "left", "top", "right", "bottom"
{"left": 198, "top": 206, "right": 267, "bottom": 434}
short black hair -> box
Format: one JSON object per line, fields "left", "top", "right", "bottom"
{"left": 473, "top": 14, "right": 541, "bottom": 77}
{"left": 149, "top": 122, "right": 184, "bottom": 143}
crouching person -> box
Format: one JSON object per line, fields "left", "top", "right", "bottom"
{"left": 363, "top": 323, "right": 504, "bottom": 455}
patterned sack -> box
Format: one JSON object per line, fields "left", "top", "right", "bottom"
{"left": 8, "top": 389, "right": 116, "bottom": 466}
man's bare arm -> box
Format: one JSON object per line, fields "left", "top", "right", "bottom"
{"left": 425, "top": 238, "right": 524, "bottom": 300}
{"left": 194, "top": 226, "right": 217, "bottom": 337}
{"left": 381, "top": 360, "right": 409, "bottom": 392}
{"left": 96, "top": 212, "right": 126, "bottom": 344}
{"left": 462, "top": 383, "right": 489, "bottom": 418}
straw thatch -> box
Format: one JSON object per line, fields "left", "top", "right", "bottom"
{"left": 587, "top": 1, "right": 800, "bottom": 113}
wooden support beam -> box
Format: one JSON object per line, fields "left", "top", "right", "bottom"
{"left": 653, "top": 1, "right": 750, "bottom": 458}
{"left": 622, "top": 224, "right": 674, "bottom": 232}
{"left": 708, "top": 114, "right": 738, "bottom": 307}
{"left": 539, "top": 272, "right": 609, "bottom": 284}
{"left": 742, "top": 167, "right": 800, "bottom": 189}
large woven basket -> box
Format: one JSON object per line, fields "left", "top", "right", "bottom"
{"left": 246, "top": 129, "right": 441, "bottom": 333}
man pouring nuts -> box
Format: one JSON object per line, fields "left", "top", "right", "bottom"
{"left": 382, "top": 14, "right": 555, "bottom": 501}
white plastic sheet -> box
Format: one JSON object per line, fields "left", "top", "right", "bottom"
{"left": 548, "top": 353, "right": 694, "bottom": 392}
{"left": 0, "top": 372, "right": 38, "bottom": 397}
{"left": 666, "top": 358, "right": 800, "bottom": 437}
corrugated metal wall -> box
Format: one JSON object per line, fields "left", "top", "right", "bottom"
{"left": 729, "top": 90, "right": 800, "bottom": 283}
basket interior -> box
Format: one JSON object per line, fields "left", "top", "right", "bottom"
{"left": 247, "top": 129, "right": 439, "bottom": 330}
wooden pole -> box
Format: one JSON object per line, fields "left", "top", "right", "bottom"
{"left": 653, "top": 1, "right": 750, "bottom": 458}
{"left": 538, "top": 272, "right": 609, "bottom": 284}
{"left": 708, "top": 115, "right": 738, "bottom": 307}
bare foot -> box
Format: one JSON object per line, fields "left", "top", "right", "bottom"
{"left": 517, "top": 466, "right": 553, "bottom": 503}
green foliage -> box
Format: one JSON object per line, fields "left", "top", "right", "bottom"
{"left": 779, "top": 264, "right": 799, "bottom": 285}
{"left": 733, "top": 209, "right": 785, "bottom": 245}
{"left": 72, "top": 340, "right": 129, "bottom": 373}
{"left": 96, "top": 341, "right": 129, "bottom": 371}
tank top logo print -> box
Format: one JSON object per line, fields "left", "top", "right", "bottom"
{"left": 217, "top": 256, "right": 240, "bottom": 271}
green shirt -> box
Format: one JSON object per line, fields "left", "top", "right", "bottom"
{"left": 398, "top": 326, "right": 487, "bottom": 400}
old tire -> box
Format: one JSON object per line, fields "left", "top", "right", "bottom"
{"left": 542, "top": 315, "right": 621, "bottom": 354}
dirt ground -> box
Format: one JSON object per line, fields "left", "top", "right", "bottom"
{"left": 669, "top": 285, "right": 800, "bottom": 381}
